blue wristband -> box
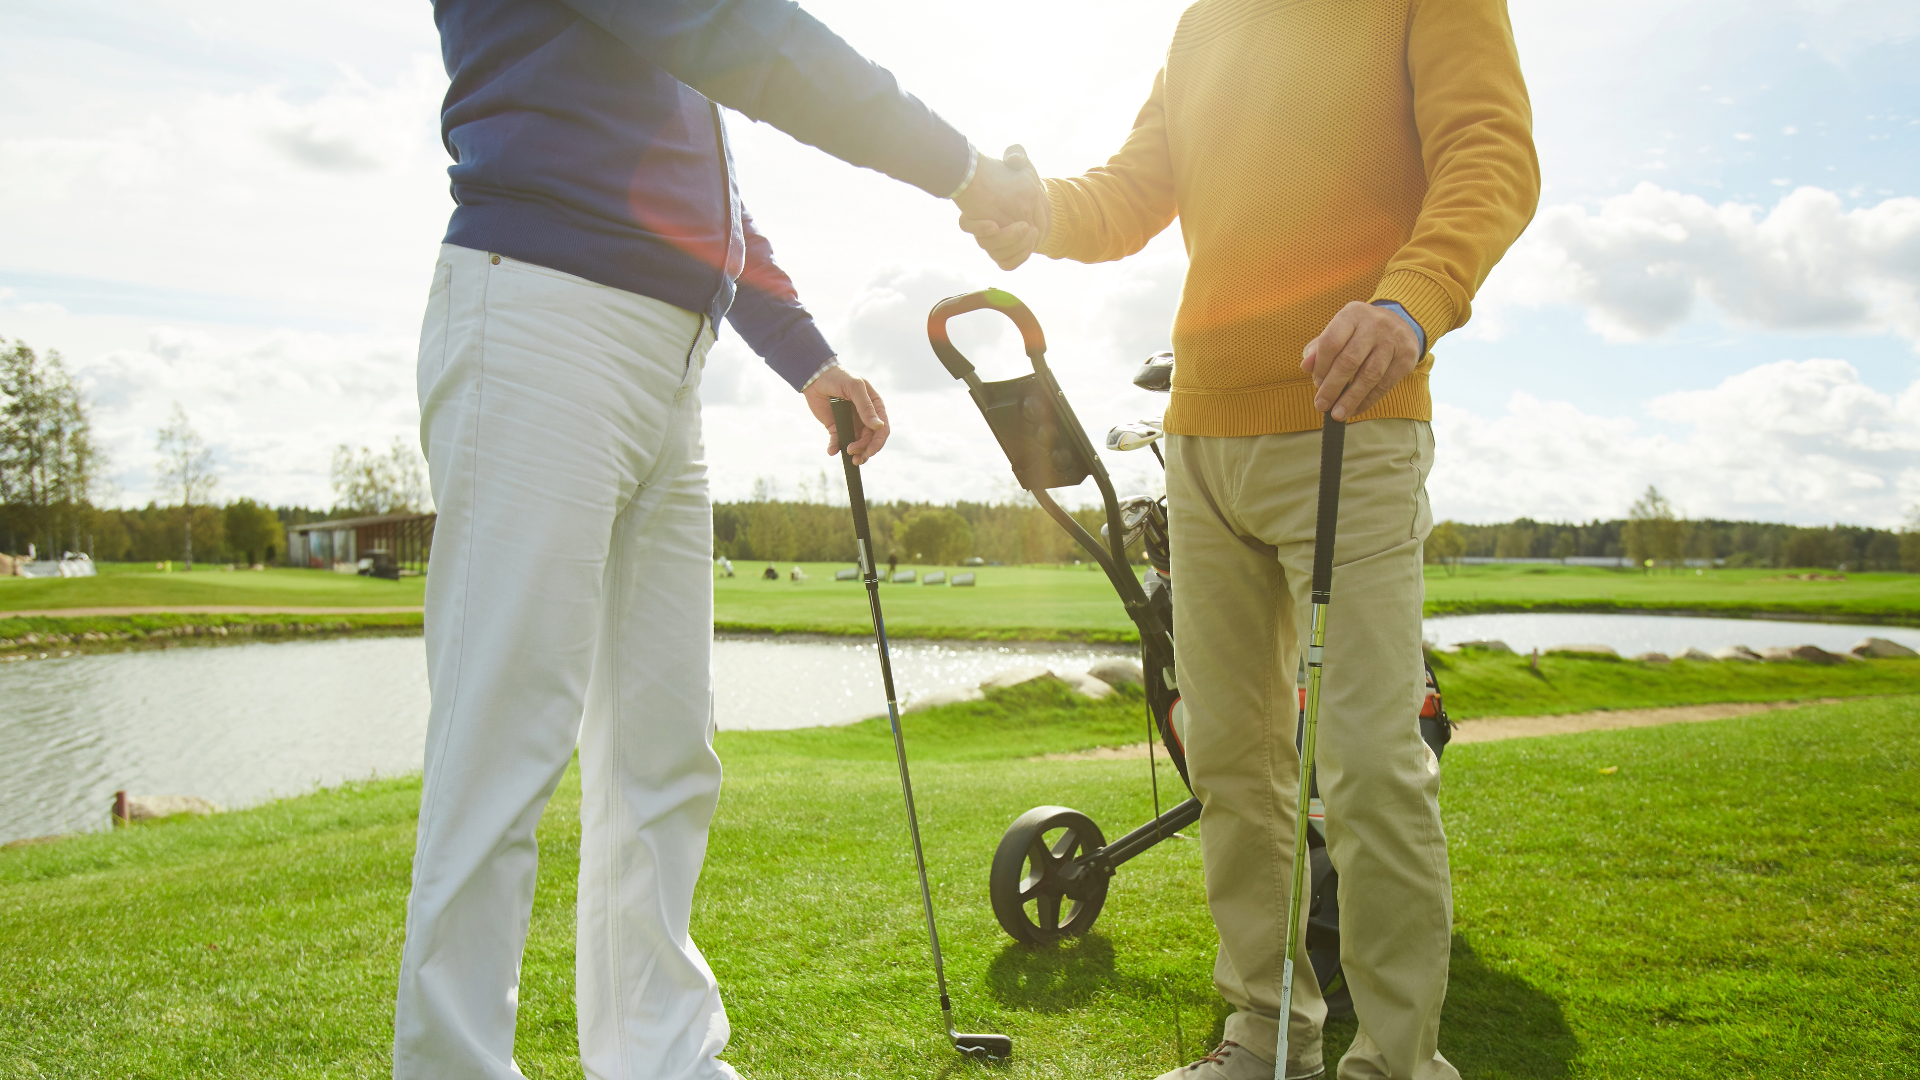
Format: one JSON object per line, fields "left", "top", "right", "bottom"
{"left": 1372, "top": 300, "right": 1426, "bottom": 356}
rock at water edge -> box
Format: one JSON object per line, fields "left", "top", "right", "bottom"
{"left": 980, "top": 665, "right": 1058, "bottom": 690}
{"left": 1712, "top": 646, "right": 1762, "bottom": 662}
{"left": 1548, "top": 643, "right": 1619, "bottom": 658}
{"left": 1087, "top": 658, "right": 1145, "bottom": 688}
{"left": 1852, "top": 637, "right": 1918, "bottom": 659}
{"left": 1056, "top": 670, "right": 1115, "bottom": 700}
{"left": 124, "top": 795, "right": 222, "bottom": 822}
{"left": 905, "top": 686, "right": 985, "bottom": 712}
{"left": 1677, "top": 647, "right": 1716, "bottom": 662}
{"left": 1455, "top": 640, "right": 1513, "bottom": 654}
{"left": 1634, "top": 652, "right": 1671, "bottom": 663}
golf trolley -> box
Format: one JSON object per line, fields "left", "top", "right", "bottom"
{"left": 926, "top": 289, "right": 1453, "bottom": 1018}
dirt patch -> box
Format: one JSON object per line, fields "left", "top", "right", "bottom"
{"left": 1033, "top": 698, "right": 1856, "bottom": 760}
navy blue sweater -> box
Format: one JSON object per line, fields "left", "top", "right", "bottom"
{"left": 434, "top": 0, "right": 972, "bottom": 388}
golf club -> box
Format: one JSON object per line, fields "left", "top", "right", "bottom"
{"left": 831, "top": 397, "right": 1014, "bottom": 1062}
{"left": 1276, "top": 411, "right": 1346, "bottom": 1080}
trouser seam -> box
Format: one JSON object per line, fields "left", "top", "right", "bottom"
{"left": 415, "top": 253, "right": 491, "bottom": 882}
{"left": 609, "top": 506, "right": 630, "bottom": 1080}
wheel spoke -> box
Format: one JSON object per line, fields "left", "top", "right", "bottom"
{"left": 1036, "top": 892, "right": 1061, "bottom": 931}
{"left": 1049, "top": 828, "right": 1079, "bottom": 860}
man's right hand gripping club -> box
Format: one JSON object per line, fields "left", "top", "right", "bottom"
{"left": 804, "top": 362, "right": 889, "bottom": 466}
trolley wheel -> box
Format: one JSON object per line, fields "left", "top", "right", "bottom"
{"left": 990, "top": 805, "right": 1110, "bottom": 946}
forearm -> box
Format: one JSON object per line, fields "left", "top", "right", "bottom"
{"left": 1373, "top": 0, "right": 1541, "bottom": 346}
{"left": 729, "top": 209, "right": 836, "bottom": 390}
{"left": 1035, "top": 69, "right": 1178, "bottom": 264}
{"left": 561, "top": 0, "right": 970, "bottom": 196}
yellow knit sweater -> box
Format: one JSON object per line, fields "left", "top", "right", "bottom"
{"left": 1037, "top": 0, "right": 1540, "bottom": 436}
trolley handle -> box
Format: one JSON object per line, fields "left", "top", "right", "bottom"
{"left": 927, "top": 289, "right": 1048, "bottom": 382}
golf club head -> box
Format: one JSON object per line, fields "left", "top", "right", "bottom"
{"left": 1105, "top": 419, "right": 1165, "bottom": 452}
{"left": 953, "top": 1032, "right": 1014, "bottom": 1060}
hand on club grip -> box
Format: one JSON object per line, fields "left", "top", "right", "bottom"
{"left": 805, "top": 364, "right": 888, "bottom": 464}
{"left": 1302, "top": 302, "right": 1423, "bottom": 421}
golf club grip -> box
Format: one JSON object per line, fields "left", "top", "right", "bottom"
{"left": 927, "top": 289, "right": 1047, "bottom": 380}
{"left": 830, "top": 399, "right": 874, "bottom": 555}
{"left": 1311, "top": 412, "right": 1345, "bottom": 601}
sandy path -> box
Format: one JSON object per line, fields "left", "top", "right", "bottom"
{"left": 1036, "top": 698, "right": 1856, "bottom": 761}
{"left": 0, "top": 605, "right": 424, "bottom": 618}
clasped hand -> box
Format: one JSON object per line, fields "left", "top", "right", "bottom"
{"left": 954, "top": 145, "right": 1050, "bottom": 270}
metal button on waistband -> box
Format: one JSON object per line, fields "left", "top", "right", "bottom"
{"left": 490, "top": 254, "right": 500, "bottom": 265}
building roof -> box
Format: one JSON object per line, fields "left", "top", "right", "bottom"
{"left": 287, "top": 511, "right": 436, "bottom": 534}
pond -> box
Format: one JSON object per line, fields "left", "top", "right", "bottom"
{"left": 3, "top": 614, "right": 1914, "bottom": 844}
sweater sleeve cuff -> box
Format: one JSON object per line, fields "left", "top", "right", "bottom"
{"left": 1035, "top": 181, "right": 1072, "bottom": 259}
{"left": 1371, "top": 269, "right": 1460, "bottom": 349}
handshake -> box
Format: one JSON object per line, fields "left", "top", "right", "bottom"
{"left": 952, "top": 144, "right": 1051, "bottom": 271}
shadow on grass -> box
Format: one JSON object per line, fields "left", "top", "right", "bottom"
{"left": 1442, "top": 933, "right": 1576, "bottom": 1078}
{"left": 984, "top": 935, "right": 1117, "bottom": 1011}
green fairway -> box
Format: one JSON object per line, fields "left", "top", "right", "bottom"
{"left": 1422, "top": 562, "right": 1920, "bottom": 623}
{"left": 3, "top": 686, "right": 1916, "bottom": 1078}
{"left": 0, "top": 564, "right": 426, "bottom": 611}
{"left": 5, "top": 561, "right": 1915, "bottom": 647}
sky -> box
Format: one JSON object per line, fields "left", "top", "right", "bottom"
{"left": 2, "top": 0, "right": 1918, "bottom": 527}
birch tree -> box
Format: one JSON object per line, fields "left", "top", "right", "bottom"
{"left": 155, "top": 403, "right": 217, "bottom": 569}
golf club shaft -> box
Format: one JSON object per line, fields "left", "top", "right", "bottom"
{"left": 830, "top": 400, "right": 957, "bottom": 1031}
{"left": 1276, "top": 412, "right": 1346, "bottom": 1080}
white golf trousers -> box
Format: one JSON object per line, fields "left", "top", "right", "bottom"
{"left": 394, "top": 244, "right": 735, "bottom": 1080}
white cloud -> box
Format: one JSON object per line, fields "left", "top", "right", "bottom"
{"left": 1493, "top": 184, "right": 1920, "bottom": 344}
{"left": 837, "top": 265, "right": 1011, "bottom": 394}
{"left": 71, "top": 324, "right": 421, "bottom": 508}
{"left": 1432, "top": 358, "right": 1920, "bottom": 526}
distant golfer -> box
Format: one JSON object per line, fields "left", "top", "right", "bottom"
{"left": 963, "top": 2, "right": 1539, "bottom": 1078}
{"left": 397, "top": 3, "right": 1038, "bottom": 1078}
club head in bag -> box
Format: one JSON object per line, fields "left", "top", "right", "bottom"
{"left": 1105, "top": 419, "right": 1165, "bottom": 452}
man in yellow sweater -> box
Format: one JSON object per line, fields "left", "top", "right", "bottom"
{"left": 964, "top": 3, "right": 1538, "bottom": 1078}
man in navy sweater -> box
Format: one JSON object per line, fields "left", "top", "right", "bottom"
{"left": 398, "top": 3, "right": 1036, "bottom": 1078}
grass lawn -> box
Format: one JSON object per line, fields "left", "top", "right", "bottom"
{"left": 1422, "top": 562, "right": 1920, "bottom": 624}
{"left": 3, "top": 684, "right": 1916, "bottom": 1078}
{"left": 5, "top": 562, "right": 1915, "bottom": 646}
{"left": 0, "top": 564, "right": 426, "bottom": 611}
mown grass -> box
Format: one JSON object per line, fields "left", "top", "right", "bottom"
{"left": 5, "top": 562, "right": 1915, "bottom": 647}
{"left": 2, "top": 685, "right": 1916, "bottom": 1078}
{"left": 1427, "top": 650, "right": 1920, "bottom": 719}
{"left": 1422, "top": 562, "right": 1920, "bottom": 624}
{"left": 0, "top": 565, "right": 426, "bottom": 611}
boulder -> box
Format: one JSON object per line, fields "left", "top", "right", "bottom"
{"left": 834, "top": 567, "right": 860, "bottom": 581}
{"left": 1677, "top": 647, "right": 1717, "bottom": 661}
{"left": 1056, "top": 670, "right": 1116, "bottom": 700}
{"left": 1762, "top": 644, "right": 1845, "bottom": 665}
{"left": 1634, "top": 652, "right": 1671, "bottom": 664}
{"left": 1455, "top": 639, "right": 1513, "bottom": 654}
{"left": 1548, "top": 644, "right": 1619, "bottom": 658}
{"left": 905, "top": 686, "right": 984, "bottom": 712}
{"left": 1087, "top": 658, "right": 1145, "bottom": 688}
{"left": 1711, "top": 645, "right": 1763, "bottom": 662}
{"left": 122, "top": 795, "right": 221, "bottom": 822}
{"left": 1852, "top": 636, "right": 1919, "bottom": 660}
{"left": 980, "top": 665, "right": 1058, "bottom": 691}
{"left": 922, "top": 571, "right": 947, "bottom": 585}
{"left": 951, "top": 572, "right": 977, "bottom": 587}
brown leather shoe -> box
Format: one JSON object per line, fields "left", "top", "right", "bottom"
{"left": 1152, "top": 1041, "right": 1325, "bottom": 1080}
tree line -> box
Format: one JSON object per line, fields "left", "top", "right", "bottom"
{"left": 1426, "top": 486, "right": 1920, "bottom": 573}
{"left": 714, "top": 498, "right": 1125, "bottom": 567}
{"left": 2, "top": 334, "right": 430, "bottom": 567}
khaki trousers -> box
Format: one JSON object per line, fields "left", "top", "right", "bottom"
{"left": 1167, "top": 419, "right": 1456, "bottom": 1080}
